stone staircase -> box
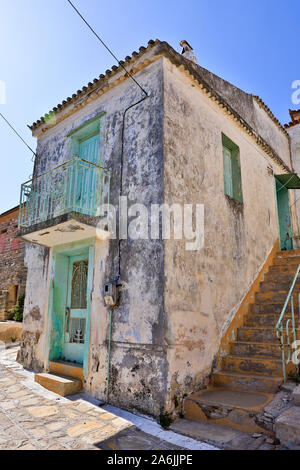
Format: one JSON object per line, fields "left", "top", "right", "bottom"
{"left": 182, "top": 249, "right": 300, "bottom": 437}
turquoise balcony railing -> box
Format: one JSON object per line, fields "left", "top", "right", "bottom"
{"left": 18, "top": 158, "right": 111, "bottom": 228}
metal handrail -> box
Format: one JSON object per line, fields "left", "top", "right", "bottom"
{"left": 22, "top": 157, "right": 110, "bottom": 185}
{"left": 276, "top": 264, "right": 300, "bottom": 381}
{"left": 18, "top": 157, "right": 111, "bottom": 228}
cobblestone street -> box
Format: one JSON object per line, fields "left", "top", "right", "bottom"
{"left": 0, "top": 347, "right": 214, "bottom": 451}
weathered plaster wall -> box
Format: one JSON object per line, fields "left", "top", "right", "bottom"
{"left": 288, "top": 124, "right": 300, "bottom": 245}
{"left": 185, "top": 61, "right": 292, "bottom": 170}
{"left": 162, "top": 58, "right": 288, "bottom": 408}
{"left": 20, "top": 244, "right": 50, "bottom": 371}
{"left": 21, "top": 59, "right": 167, "bottom": 417}
{"left": 252, "top": 100, "right": 291, "bottom": 169}
{"left": 21, "top": 50, "right": 295, "bottom": 418}
{"left": 86, "top": 239, "right": 166, "bottom": 417}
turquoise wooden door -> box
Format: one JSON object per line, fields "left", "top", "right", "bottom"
{"left": 79, "top": 133, "right": 100, "bottom": 164}
{"left": 76, "top": 133, "right": 100, "bottom": 213}
{"left": 63, "top": 255, "right": 89, "bottom": 364}
{"left": 276, "top": 180, "right": 293, "bottom": 250}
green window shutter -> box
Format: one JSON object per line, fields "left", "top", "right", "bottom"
{"left": 222, "top": 133, "right": 243, "bottom": 203}
{"left": 231, "top": 149, "right": 243, "bottom": 203}
{"left": 223, "top": 146, "right": 233, "bottom": 198}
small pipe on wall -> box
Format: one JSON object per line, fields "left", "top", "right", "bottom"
{"left": 105, "top": 308, "right": 113, "bottom": 404}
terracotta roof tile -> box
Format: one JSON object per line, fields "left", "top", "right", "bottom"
{"left": 29, "top": 39, "right": 159, "bottom": 130}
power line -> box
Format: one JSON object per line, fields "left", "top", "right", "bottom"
{"left": 66, "top": 0, "right": 148, "bottom": 97}
{"left": 0, "top": 112, "right": 36, "bottom": 159}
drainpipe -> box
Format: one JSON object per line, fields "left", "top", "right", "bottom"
{"left": 106, "top": 91, "right": 150, "bottom": 403}
{"left": 117, "top": 92, "right": 149, "bottom": 282}
{"left": 105, "top": 308, "right": 113, "bottom": 404}
{"left": 105, "top": 309, "right": 112, "bottom": 404}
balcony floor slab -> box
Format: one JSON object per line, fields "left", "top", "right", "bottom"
{"left": 16, "top": 212, "right": 109, "bottom": 247}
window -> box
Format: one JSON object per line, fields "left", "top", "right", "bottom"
{"left": 67, "top": 113, "right": 105, "bottom": 164}
{"left": 222, "top": 133, "right": 243, "bottom": 203}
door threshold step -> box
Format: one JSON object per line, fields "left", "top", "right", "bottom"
{"left": 35, "top": 372, "right": 82, "bottom": 397}
{"left": 49, "top": 360, "right": 83, "bottom": 380}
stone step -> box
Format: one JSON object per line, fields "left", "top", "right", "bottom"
{"left": 250, "top": 303, "right": 292, "bottom": 314}
{"left": 34, "top": 373, "right": 82, "bottom": 397}
{"left": 275, "top": 249, "right": 300, "bottom": 258}
{"left": 49, "top": 361, "right": 83, "bottom": 381}
{"left": 255, "top": 291, "right": 298, "bottom": 303}
{"left": 245, "top": 315, "right": 300, "bottom": 329}
{"left": 213, "top": 370, "right": 282, "bottom": 393}
{"left": 245, "top": 314, "right": 288, "bottom": 327}
{"left": 237, "top": 327, "right": 282, "bottom": 343}
{"left": 239, "top": 326, "right": 300, "bottom": 341}
{"left": 222, "top": 355, "right": 283, "bottom": 377}
{"left": 231, "top": 342, "right": 282, "bottom": 358}
{"left": 170, "top": 418, "right": 270, "bottom": 450}
{"left": 272, "top": 256, "right": 300, "bottom": 266}
{"left": 269, "top": 270, "right": 300, "bottom": 279}
{"left": 259, "top": 280, "right": 300, "bottom": 293}
{"left": 265, "top": 271, "right": 299, "bottom": 282}
{"left": 270, "top": 260, "right": 300, "bottom": 267}
{"left": 183, "top": 388, "right": 274, "bottom": 435}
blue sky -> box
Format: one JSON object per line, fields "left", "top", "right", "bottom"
{"left": 0, "top": 0, "right": 299, "bottom": 213}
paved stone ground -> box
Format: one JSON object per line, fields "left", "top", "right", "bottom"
{"left": 0, "top": 347, "right": 215, "bottom": 451}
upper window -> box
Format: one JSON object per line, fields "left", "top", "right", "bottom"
{"left": 67, "top": 113, "right": 106, "bottom": 165}
{"left": 222, "top": 133, "right": 243, "bottom": 203}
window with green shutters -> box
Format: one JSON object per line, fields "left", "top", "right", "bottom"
{"left": 222, "top": 133, "right": 243, "bottom": 203}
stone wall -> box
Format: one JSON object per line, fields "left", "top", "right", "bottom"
{"left": 0, "top": 207, "right": 27, "bottom": 321}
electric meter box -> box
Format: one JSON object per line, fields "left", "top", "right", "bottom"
{"left": 104, "top": 283, "right": 118, "bottom": 307}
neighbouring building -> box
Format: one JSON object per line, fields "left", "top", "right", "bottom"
{"left": 16, "top": 39, "right": 300, "bottom": 429}
{"left": 0, "top": 206, "right": 27, "bottom": 322}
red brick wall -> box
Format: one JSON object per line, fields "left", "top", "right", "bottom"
{"left": 0, "top": 231, "right": 7, "bottom": 254}
{"left": 0, "top": 209, "right": 27, "bottom": 321}
{"left": 11, "top": 238, "right": 20, "bottom": 251}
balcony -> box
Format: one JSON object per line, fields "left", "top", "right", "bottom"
{"left": 17, "top": 158, "right": 111, "bottom": 247}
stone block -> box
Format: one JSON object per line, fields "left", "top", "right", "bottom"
{"left": 67, "top": 421, "right": 104, "bottom": 437}
{"left": 292, "top": 385, "right": 300, "bottom": 406}
{"left": 81, "top": 425, "right": 118, "bottom": 444}
{"left": 27, "top": 405, "right": 59, "bottom": 418}
{"left": 275, "top": 407, "right": 300, "bottom": 447}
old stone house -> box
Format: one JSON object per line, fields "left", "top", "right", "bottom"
{"left": 0, "top": 206, "right": 27, "bottom": 321}
{"left": 17, "top": 39, "right": 300, "bottom": 432}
